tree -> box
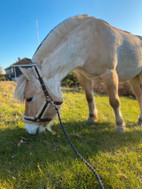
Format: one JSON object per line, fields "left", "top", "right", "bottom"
{"left": 0, "top": 66, "right": 3, "bottom": 74}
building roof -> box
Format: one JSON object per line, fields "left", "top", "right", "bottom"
{"left": 5, "top": 58, "right": 35, "bottom": 70}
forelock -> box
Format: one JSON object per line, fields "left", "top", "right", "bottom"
{"left": 14, "top": 74, "right": 27, "bottom": 102}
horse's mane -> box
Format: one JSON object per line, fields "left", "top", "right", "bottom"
{"left": 32, "top": 14, "right": 132, "bottom": 63}
{"left": 14, "top": 75, "right": 27, "bottom": 102}
{"left": 32, "top": 14, "right": 89, "bottom": 61}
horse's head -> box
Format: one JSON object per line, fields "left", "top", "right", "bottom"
{"left": 14, "top": 66, "right": 63, "bottom": 134}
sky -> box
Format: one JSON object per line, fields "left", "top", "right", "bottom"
{"left": 0, "top": 0, "right": 142, "bottom": 71}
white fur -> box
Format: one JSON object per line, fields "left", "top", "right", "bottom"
{"left": 25, "top": 124, "right": 45, "bottom": 134}
{"left": 14, "top": 75, "right": 27, "bottom": 102}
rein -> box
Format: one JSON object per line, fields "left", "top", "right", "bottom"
{"left": 26, "top": 65, "right": 104, "bottom": 189}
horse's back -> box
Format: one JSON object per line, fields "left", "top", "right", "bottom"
{"left": 90, "top": 18, "right": 142, "bottom": 81}
{"left": 95, "top": 19, "right": 142, "bottom": 80}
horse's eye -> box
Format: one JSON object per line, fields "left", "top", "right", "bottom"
{"left": 26, "top": 97, "right": 33, "bottom": 102}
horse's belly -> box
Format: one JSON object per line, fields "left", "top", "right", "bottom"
{"left": 117, "top": 67, "right": 142, "bottom": 81}
{"left": 116, "top": 41, "right": 142, "bottom": 80}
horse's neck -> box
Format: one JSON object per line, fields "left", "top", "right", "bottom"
{"left": 40, "top": 41, "right": 84, "bottom": 97}
{"left": 42, "top": 51, "right": 82, "bottom": 80}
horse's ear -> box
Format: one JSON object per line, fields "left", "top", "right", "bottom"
{"left": 19, "top": 67, "right": 31, "bottom": 80}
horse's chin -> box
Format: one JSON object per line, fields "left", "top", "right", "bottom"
{"left": 25, "top": 123, "right": 46, "bottom": 134}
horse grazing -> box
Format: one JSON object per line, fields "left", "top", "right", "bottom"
{"left": 14, "top": 14, "right": 142, "bottom": 134}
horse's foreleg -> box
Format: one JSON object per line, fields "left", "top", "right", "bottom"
{"left": 103, "top": 69, "right": 125, "bottom": 132}
{"left": 129, "top": 75, "right": 142, "bottom": 126}
{"left": 76, "top": 71, "right": 98, "bottom": 123}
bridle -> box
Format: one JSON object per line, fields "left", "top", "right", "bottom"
{"left": 24, "top": 66, "right": 63, "bottom": 123}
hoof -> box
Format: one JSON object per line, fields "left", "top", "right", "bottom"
{"left": 116, "top": 125, "right": 125, "bottom": 133}
{"left": 87, "top": 116, "right": 98, "bottom": 123}
{"left": 87, "top": 117, "right": 95, "bottom": 123}
{"left": 136, "top": 121, "right": 142, "bottom": 127}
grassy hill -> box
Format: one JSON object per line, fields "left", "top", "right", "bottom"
{"left": 0, "top": 81, "right": 142, "bottom": 189}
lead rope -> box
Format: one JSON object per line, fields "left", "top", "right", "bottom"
{"left": 54, "top": 106, "right": 104, "bottom": 189}
{"left": 33, "top": 65, "right": 104, "bottom": 188}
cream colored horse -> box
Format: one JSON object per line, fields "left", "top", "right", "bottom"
{"left": 15, "top": 14, "right": 142, "bottom": 134}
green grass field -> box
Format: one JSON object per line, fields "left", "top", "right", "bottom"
{"left": 0, "top": 81, "right": 142, "bottom": 189}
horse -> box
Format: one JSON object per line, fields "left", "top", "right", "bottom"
{"left": 14, "top": 14, "right": 142, "bottom": 134}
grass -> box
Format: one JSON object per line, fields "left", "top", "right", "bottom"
{"left": 0, "top": 81, "right": 142, "bottom": 189}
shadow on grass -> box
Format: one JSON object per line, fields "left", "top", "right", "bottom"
{"left": 0, "top": 120, "right": 142, "bottom": 159}
{"left": 0, "top": 120, "right": 142, "bottom": 188}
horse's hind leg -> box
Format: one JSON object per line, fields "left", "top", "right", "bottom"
{"left": 76, "top": 71, "right": 98, "bottom": 123}
{"left": 129, "top": 74, "right": 142, "bottom": 126}
{"left": 103, "top": 69, "right": 125, "bottom": 132}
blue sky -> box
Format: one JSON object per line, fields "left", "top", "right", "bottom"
{"left": 0, "top": 0, "right": 142, "bottom": 70}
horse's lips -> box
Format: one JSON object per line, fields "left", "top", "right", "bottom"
{"left": 25, "top": 123, "right": 45, "bottom": 134}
